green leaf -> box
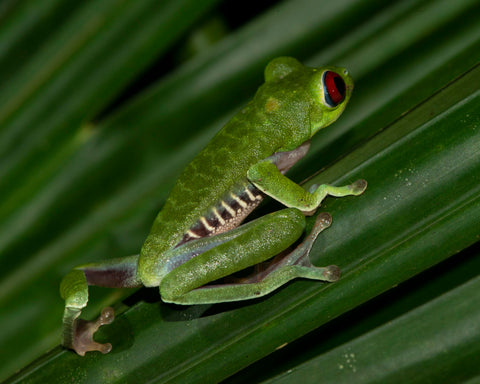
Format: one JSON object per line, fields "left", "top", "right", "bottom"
{"left": 1, "top": 0, "right": 480, "bottom": 382}
{"left": 261, "top": 268, "right": 480, "bottom": 384}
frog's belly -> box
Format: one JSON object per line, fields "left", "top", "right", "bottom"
{"left": 176, "top": 182, "right": 264, "bottom": 247}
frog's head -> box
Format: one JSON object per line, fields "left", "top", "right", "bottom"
{"left": 308, "top": 65, "right": 354, "bottom": 137}
{"left": 264, "top": 57, "right": 353, "bottom": 141}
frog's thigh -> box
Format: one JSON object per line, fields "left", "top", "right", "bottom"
{"left": 160, "top": 208, "right": 305, "bottom": 303}
{"left": 165, "top": 212, "right": 338, "bottom": 305}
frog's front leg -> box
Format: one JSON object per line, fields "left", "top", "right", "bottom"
{"left": 247, "top": 160, "right": 367, "bottom": 215}
{"left": 163, "top": 211, "right": 338, "bottom": 304}
{"left": 60, "top": 255, "right": 142, "bottom": 355}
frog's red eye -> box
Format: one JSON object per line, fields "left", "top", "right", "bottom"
{"left": 323, "top": 71, "right": 346, "bottom": 107}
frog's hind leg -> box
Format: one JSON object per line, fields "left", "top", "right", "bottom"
{"left": 60, "top": 255, "right": 141, "bottom": 355}
{"left": 168, "top": 212, "right": 339, "bottom": 305}
{"left": 250, "top": 212, "right": 340, "bottom": 282}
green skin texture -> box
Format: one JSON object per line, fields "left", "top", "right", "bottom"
{"left": 60, "top": 57, "right": 366, "bottom": 356}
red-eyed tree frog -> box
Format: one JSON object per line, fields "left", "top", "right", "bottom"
{"left": 60, "top": 57, "right": 367, "bottom": 355}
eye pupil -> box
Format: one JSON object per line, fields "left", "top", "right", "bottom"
{"left": 323, "top": 71, "right": 346, "bottom": 107}
{"left": 333, "top": 76, "right": 346, "bottom": 99}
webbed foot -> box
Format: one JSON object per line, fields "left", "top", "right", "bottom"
{"left": 64, "top": 307, "right": 115, "bottom": 356}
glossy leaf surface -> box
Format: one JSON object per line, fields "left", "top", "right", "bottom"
{"left": 1, "top": 0, "right": 479, "bottom": 382}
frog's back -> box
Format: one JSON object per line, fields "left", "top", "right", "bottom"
{"left": 138, "top": 59, "right": 316, "bottom": 286}
{"left": 139, "top": 102, "right": 285, "bottom": 274}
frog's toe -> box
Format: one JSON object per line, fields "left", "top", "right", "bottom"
{"left": 315, "top": 212, "right": 332, "bottom": 228}
{"left": 350, "top": 179, "right": 367, "bottom": 195}
{"left": 322, "top": 265, "right": 341, "bottom": 282}
{"left": 71, "top": 307, "right": 115, "bottom": 356}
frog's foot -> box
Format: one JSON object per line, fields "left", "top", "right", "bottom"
{"left": 66, "top": 307, "right": 115, "bottom": 356}
{"left": 242, "top": 212, "right": 340, "bottom": 283}
{"left": 60, "top": 255, "right": 141, "bottom": 355}
{"left": 277, "top": 212, "right": 340, "bottom": 279}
